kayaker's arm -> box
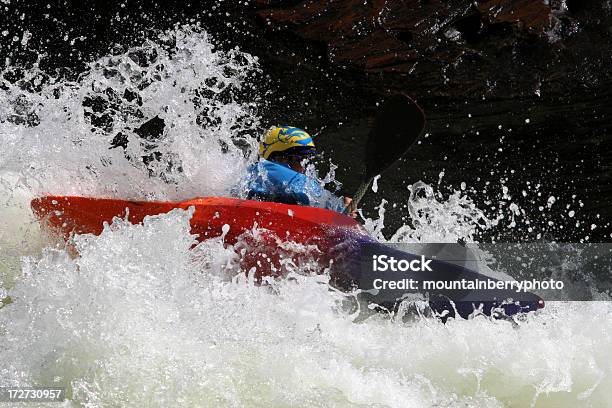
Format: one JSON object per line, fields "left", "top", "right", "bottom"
{"left": 285, "top": 171, "right": 346, "bottom": 213}
{"left": 343, "top": 197, "right": 357, "bottom": 218}
{"left": 288, "top": 172, "right": 356, "bottom": 216}
{"left": 245, "top": 160, "right": 346, "bottom": 213}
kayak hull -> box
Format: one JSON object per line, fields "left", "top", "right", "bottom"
{"left": 31, "top": 196, "right": 543, "bottom": 319}
{"left": 31, "top": 195, "right": 363, "bottom": 245}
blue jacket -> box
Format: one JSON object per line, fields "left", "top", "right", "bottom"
{"left": 241, "top": 159, "right": 344, "bottom": 212}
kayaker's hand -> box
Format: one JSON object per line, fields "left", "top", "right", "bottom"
{"left": 344, "top": 196, "right": 357, "bottom": 218}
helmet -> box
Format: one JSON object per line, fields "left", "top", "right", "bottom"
{"left": 259, "top": 126, "right": 316, "bottom": 161}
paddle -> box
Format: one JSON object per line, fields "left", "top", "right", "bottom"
{"left": 345, "top": 94, "right": 426, "bottom": 214}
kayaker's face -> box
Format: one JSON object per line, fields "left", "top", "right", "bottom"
{"left": 275, "top": 155, "right": 308, "bottom": 174}
{"left": 288, "top": 157, "right": 306, "bottom": 173}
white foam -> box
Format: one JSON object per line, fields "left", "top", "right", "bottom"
{"left": 0, "top": 210, "right": 610, "bottom": 406}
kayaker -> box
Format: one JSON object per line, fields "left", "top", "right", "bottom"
{"left": 240, "top": 126, "right": 355, "bottom": 216}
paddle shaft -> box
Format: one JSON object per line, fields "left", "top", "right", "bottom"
{"left": 345, "top": 177, "right": 374, "bottom": 214}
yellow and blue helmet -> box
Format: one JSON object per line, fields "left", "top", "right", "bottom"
{"left": 259, "top": 126, "right": 316, "bottom": 161}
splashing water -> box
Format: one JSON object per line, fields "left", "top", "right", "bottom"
{"left": 1, "top": 27, "right": 611, "bottom": 408}
{"left": 360, "top": 182, "right": 490, "bottom": 244}
{"left": 0, "top": 25, "right": 260, "bottom": 284}
{"left": 1, "top": 25, "right": 260, "bottom": 201}
{"left": 1, "top": 209, "right": 611, "bottom": 407}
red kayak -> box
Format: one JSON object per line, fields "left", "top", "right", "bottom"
{"left": 31, "top": 195, "right": 544, "bottom": 319}
{"left": 31, "top": 195, "right": 364, "bottom": 245}
{"left": 31, "top": 196, "right": 367, "bottom": 284}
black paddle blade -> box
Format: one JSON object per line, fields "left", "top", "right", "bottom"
{"left": 365, "top": 94, "right": 426, "bottom": 178}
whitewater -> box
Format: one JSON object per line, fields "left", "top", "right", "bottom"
{"left": 1, "top": 26, "right": 611, "bottom": 407}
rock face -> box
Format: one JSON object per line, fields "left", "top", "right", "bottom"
{"left": 254, "top": 0, "right": 610, "bottom": 100}
{"left": 252, "top": 0, "right": 612, "bottom": 240}
{"left": 257, "top": 0, "right": 556, "bottom": 73}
